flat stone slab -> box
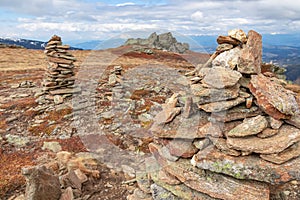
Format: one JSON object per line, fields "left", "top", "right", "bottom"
{"left": 151, "top": 171, "right": 217, "bottom": 200}
{"left": 192, "top": 146, "right": 300, "bottom": 184}
{"left": 151, "top": 111, "right": 209, "bottom": 139}
{"left": 227, "top": 115, "right": 268, "bottom": 137}
{"left": 211, "top": 105, "right": 262, "bottom": 122}
{"left": 199, "top": 67, "right": 242, "bottom": 89}
{"left": 227, "top": 125, "right": 300, "bottom": 154}
{"left": 150, "top": 142, "right": 269, "bottom": 200}
{"left": 249, "top": 74, "right": 299, "bottom": 119}
{"left": 164, "top": 159, "right": 269, "bottom": 200}
{"left": 198, "top": 97, "right": 245, "bottom": 112}
{"left": 260, "top": 141, "right": 300, "bottom": 164}
{"left": 49, "top": 88, "right": 81, "bottom": 95}
{"left": 191, "top": 83, "right": 240, "bottom": 104}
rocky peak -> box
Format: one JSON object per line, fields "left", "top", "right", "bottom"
{"left": 125, "top": 32, "right": 189, "bottom": 53}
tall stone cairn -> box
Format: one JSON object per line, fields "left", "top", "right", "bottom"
{"left": 127, "top": 29, "right": 300, "bottom": 200}
{"left": 42, "top": 35, "right": 79, "bottom": 102}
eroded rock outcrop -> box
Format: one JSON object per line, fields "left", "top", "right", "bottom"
{"left": 125, "top": 32, "right": 189, "bottom": 54}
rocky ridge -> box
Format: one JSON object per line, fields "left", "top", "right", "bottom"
{"left": 128, "top": 29, "right": 300, "bottom": 200}
{"left": 125, "top": 32, "right": 189, "bottom": 54}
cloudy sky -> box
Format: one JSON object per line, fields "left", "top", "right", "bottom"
{"left": 1, "top": 0, "right": 300, "bottom": 41}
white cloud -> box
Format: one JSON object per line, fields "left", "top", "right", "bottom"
{"left": 0, "top": 0, "right": 300, "bottom": 40}
{"left": 116, "top": 2, "right": 136, "bottom": 7}
{"left": 191, "top": 11, "right": 204, "bottom": 21}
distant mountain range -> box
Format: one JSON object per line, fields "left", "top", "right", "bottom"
{"left": 0, "top": 38, "right": 82, "bottom": 50}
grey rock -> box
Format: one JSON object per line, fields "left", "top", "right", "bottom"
{"left": 125, "top": 32, "right": 189, "bottom": 53}
{"left": 42, "top": 141, "right": 62, "bottom": 153}
{"left": 6, "top": 134, "right": 30, "bottom": 147}
{"left": 212, "top": 47, "right": 241, "bottom": 69}
{"left": 150, "top": 183, "right": 180, "bottom": 200}
{"left": 54, "top": 95, "right": 64, "bottom": 104}
{"left": 22, "top": 166, "right": 61, "bottom": 200}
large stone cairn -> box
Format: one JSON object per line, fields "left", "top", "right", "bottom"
{"left": 42, "top": 35, "right": 79, "bottom": 103}
{"left": 130, "top": 29, "right": 300, "bottom": 200}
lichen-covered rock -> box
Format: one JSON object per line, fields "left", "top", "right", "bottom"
{"left": 199, "top": 67, "right": 242, "bottom": 89}
{"left": 227, "top": 125, "right": 300, "bottom": 154}
{"left": 165, "top": 159, "right": 269, "bottom": 200}
{"left": 249, "top": 74, "right": 299, "bottom": 119}
{"left": 192, "top": 146, "right": 300, "bottom": 184}
{"left": 212, "top": 47, "right": 241, "bottom": 69}
{"left": 227, "top": 115, "right": 268, "bottom": 137}
{"left": 151, "top": 172, "right": 217, "bottom": 200}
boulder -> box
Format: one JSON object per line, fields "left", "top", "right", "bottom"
{"left": 199, "top": 67, "right": 242, "bottom": 89}
{"left": 191, "top": 83, "right": 240, "bottom": 104}
{"left": 249, "top": 74, "right": 299, "bottom": 119}
{"left": 238, "top": 30, "right": 262, "bottom": 75}
{"left": 212, "top": 47, "right": 241, "bottom": 69}
{"left": 22, "top": 166, "right": 61, "bottom": 200}
{"left": 228, "top": 29, "right": 248, "bottom": 43}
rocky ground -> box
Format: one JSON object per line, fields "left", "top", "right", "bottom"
{"left": 0, "top": 46, "right": 209, "bottom": 199}
{"left": 2, "top": 32, "right": 300, "bottom": 200}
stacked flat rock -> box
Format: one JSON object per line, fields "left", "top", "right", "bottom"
{"left": 141, "top": 29, "right": 300, "bottom": 200}
{"left": 42, "top": 35, "right": 80, "bottom": 101}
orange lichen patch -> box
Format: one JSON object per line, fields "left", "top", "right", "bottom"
{"left": 23, "top": 109, "right": 39, "bottom": 118}
{"left": 149, "top": 96, "right": 167, "bottom": 104}
{"left": 45, "top": 107, "right": 73, "bottom": 121}
{"left": 130, "top": 89, "right": 151, "bottom": 100}
{"left": 28, "top": 122, "right": 57, "bottom": 136}
{"left": 39, "top": 136, "right": 87, "bottom": 153}
{"left": 0, "top": 97, "right": 37, "bottom": 110}
{"left": 0, "top": 151, "right": 35, "bottom": 198}
{"left": 28, "top": 107, "right": 73, "bottom": 135}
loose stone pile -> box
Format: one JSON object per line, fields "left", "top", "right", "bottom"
{"left": 42, "top": 35, "right": 80, "bottom": 103}
{"left": 131, "top": 29, "right": 300, "bottom": 200}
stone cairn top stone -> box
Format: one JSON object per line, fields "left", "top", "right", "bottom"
{"left": 128, "top": 29, "right": 300, "bottom": 200}
{"left": 40, "top": 35, "right": 80, "bottom": 104}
